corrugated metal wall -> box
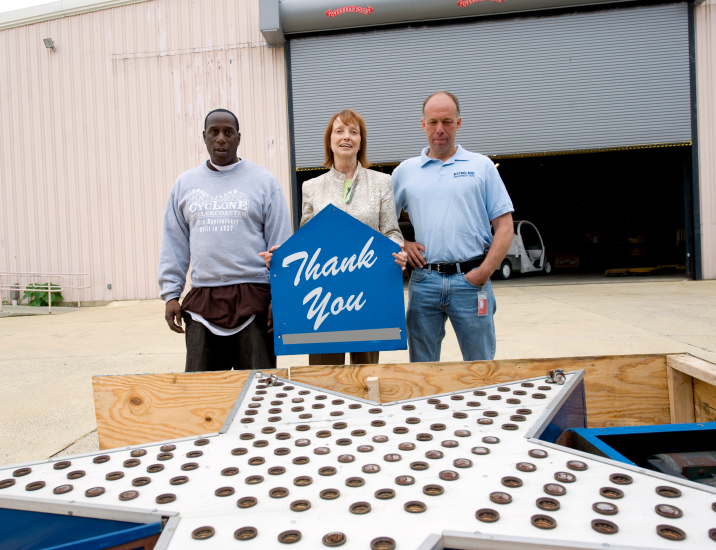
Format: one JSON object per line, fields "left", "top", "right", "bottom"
{"left": 0, "top": 0, "right": 291, "bottom": 303}
{"left": 289, "top": 2, "right": 692, "bottom": 168}
{"left": 696, "top": 0, "right": 716, "bottom": 280}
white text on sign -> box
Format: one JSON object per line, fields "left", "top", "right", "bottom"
{"left": 282, "top": 238, "right": 376, "bottom": 330}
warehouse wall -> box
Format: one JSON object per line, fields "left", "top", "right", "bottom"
{"left": 696, "top": 0, "right": 716, "bottom": 279}
{"left": 0, "top": 0, "right": 291, "bottom": 303}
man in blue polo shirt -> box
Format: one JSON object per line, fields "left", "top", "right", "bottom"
{"left": 392, "top": 91, "right": 514, "bottom": 362}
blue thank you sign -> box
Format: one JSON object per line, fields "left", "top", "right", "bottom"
{"left": 270, "top": 206, "right": 407, "bottom": 356}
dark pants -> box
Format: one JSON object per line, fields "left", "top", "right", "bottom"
{"left": 184, "top": 313, "right": 276, "bottom": 372}
{"left": 309, "top": 352, "right": 379, "bottom": 366}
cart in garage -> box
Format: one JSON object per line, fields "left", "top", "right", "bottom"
{"left": 496, "top": 220, "right": 553, "bottom": 280}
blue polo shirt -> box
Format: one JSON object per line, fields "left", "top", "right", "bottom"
{"left": 392, "top": 145, "right": 514, "bottom": 264}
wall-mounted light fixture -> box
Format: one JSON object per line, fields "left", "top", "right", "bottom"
{"left": 43, "top": 38, "right": 55, "bottom": 51}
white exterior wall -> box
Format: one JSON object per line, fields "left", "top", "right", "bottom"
{"left": 696, "top": 0, "right": 716, "bottom": 279}
{"left": 0, "top": 0, "right": 291, "bottom": 302}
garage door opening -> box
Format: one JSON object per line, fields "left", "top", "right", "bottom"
{"left": 494, "top": 146, "right": 689, "bottom": 282}
{"left": 294, "top": 145, "right": 690, "bottom": 284}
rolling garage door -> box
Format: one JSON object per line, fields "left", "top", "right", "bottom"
{"left": 289, "top": 2, "right": 691, "bottom": 168}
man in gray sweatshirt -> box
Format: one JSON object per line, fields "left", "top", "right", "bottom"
{"left": 158, "top": 109, "right": 292, "bottom": 371}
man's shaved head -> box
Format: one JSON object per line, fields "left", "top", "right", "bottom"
{"left": 204, "top": 109, "right": 240, "bottom": 132}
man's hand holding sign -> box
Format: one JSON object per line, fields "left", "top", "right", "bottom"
{"left": 266, "top": 207, "right": 408, "bottom": 356}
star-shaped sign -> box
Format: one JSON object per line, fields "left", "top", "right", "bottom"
{"left": 1, "top": 371, "right": 714, "bottom": 548}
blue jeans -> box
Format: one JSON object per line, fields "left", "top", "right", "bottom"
{"left": 406, "top": 267, "right": 497, "bottom": 362}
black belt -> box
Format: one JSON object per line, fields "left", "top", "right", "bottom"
{"left": 427, "top": 254, "right": 487, "bottom": 275}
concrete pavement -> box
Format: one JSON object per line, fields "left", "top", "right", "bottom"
{"left": 1, "top": 279, "right": 715, "bottom": 467}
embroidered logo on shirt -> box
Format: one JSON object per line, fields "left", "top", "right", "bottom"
{"left": 453, "top": 171, "right": 475, "bottom": 178}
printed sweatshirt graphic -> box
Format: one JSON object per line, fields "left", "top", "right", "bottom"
{"left": 158, "top": 161, "right": 292, "bottom": 302}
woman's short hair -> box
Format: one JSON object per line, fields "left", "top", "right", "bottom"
{"left": 323, "top": 109, "right": 371, "bottom": 168}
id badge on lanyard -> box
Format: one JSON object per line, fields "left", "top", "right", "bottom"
{"left": 478, "top": 292, "right": 488, "bottom": 316}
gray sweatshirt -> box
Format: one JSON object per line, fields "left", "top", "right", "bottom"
{"left": 158, "top": 161, "right": 292, "bottom": 302}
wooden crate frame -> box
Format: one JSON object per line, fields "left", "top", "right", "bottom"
{"left": 92, "top": 353, "right": 716, "bottom": 450}
{"left": 666, "top": 354, "right": 716, "bottom": 423}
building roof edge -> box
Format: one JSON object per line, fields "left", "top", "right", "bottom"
{"left": 0, "top": 0, "right": 149, "bottom": 31}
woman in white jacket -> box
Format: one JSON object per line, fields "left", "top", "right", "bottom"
{"left": 261, "top": 108, "right": 407, "bottom": 366}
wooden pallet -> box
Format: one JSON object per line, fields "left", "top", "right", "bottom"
{"left": 91, "top": 353, "right": 716, "bottom": 450}
{"left": 605, "top": 264, "right": 687, "bottom": 277}
{"left": 606, "top": 267, "right": 663, "bottom": 276}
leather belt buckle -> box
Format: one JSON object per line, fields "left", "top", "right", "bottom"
{"left": 436, "top": 262, "right": 449, "bottom": 274}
